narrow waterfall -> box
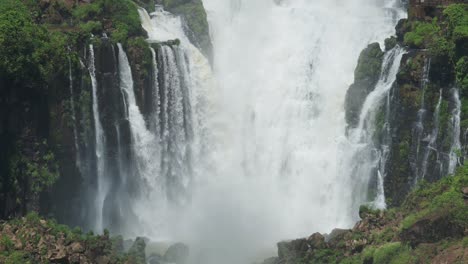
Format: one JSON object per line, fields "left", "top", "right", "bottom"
{"left": 68, "top": 56, "right": 80, "bottom": 169}
{"left": 88, "top": 45, "right": 107, "bottom": 232}
{"left": 158, "top": 45, "right": 194, "bottom": 204}
{"left": 117, "top": 43, "right": 160, "bottom": 187}
{"left": 448, "top": 88, "right": 462, "bottom": 174}
{"left": 420, "top": 90, "right": 443, "bottom": 182}
{"left": 346, "top": 46, "right": 405, "bottom": 210}
{"left": 149, "top": 47, "right": 161, "bottom": 136}
{"left": 411, "top": 58, "right": 431, "bottom": 181}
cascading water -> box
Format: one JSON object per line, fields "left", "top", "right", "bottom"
{"left": 346, "top": 46, "right": 405, "bottom": 210}
{"left": 85, "top": 1, "right": 406, "bottom": 263}
{"left": 125, "top": 0, "right": 406, "bottom": 263}
{"left": 448, "top": 88, "right": 462, "bottom": 174}
{"left": 411, "top": 58, "right": 431, "bottom": 182}
{"left": 419, "top": 90, "right": 443, "bottom": 182}
{"left": 88, "top": 44, "right": 107, "bottom": 232}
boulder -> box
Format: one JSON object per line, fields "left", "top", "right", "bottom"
{"left": 345, "top": 43, "right": 384, "bottom": 128}
{"left": 307, "top": 233, "right": 326, "bottom": 249}
{"left": 69, "top": 242, "right": 85, "bottom": 254}
{"left": 325, "top": 228, "right": 351, "bottom": 243}
{"left": 277, "top": 239, "right": 309, "bottom": 260}
{"left": 164, "top": 243, "right": 189, "bottom": 264}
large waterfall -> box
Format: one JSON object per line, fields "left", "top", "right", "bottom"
{"left": 81, "top": 0, "right": 407, "bottom": 263}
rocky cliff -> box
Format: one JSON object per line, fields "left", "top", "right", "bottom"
{"left": 346, "top": 2, "right": 468, "bottom": 206}
{"left": 0, "top": 0, "right": 211, "bottom": 227}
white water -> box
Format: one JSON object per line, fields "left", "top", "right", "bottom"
{"left": 347, "top": 46, "right": 405, "bottom": 210}
{"left": 448, "top": 88, "right": 461, "bottom": 174}
{"left": 412, "top": 58, "right": 431, "bottom": 181}
{"left": 118, "top": 43, "right": 160, "bottom": 185}
{"left": 88, "top": 45, "right": 107, "bottom": 232}
{"left": 130, "top": 1, "right": 407, "bottom": 263}
{"left": 149, "top": 47, "right": 161, "bottom": 135}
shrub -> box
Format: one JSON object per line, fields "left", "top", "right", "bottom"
{"left": 373, "top": 242, "right": 413, "bottom": 264}
{"left": 79, "top": 21, "right": 103, "bottom": 35}
{"left": 456, "top": 56, "right": 468, "bottom": 93}
{"left": 404, "top": 21, "right": 439, "bottom": 48}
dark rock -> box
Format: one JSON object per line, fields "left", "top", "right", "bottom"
{"left": 461, "top": 187, "right": 468, "bottom": 199}
{"left": 385, "top": 37, "right": 398, "bottom": 51}
{"left": 277, "top": 238, "right": 309, "bottom": 260}
{"left": 325, "top": 228, "right": 351, "bottom": 243}
{"left": 395, "top": 18, "right": 408, "bottom": 42}
{"left": 307, "top": 233, "right": 326, "bottom": 249}
{"left": 164, "top": 242, "right": 189, "bottom": 264}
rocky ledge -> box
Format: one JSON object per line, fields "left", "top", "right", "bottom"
{"left": 0, "top": 214, "right": 189, "bottom": 264}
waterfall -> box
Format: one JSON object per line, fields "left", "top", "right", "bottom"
{"left": 346, "top": 46, "right": 405, "bottom": 210}
{"left": 68, "top": 56, "right": 81, "bottom": 169}
{"left": 77, "top": 1, "right": 406, "bottom": 263}
{"left": 88, "top": 44, "right": 107, "bottom": 232}
{"left": 411, "top": 58, "right": 431, "bottom": 180}
{"left": 149, "top": 47, "right": 161, "bottom": 136}
{"left": 420, "top": 90, "right": 443, "bottom": 182}
{"left": 448, "top": 88, "right": 461, "bottom": 174}
{"left": 118, "top": 43, "right": 159, "bottom": 180}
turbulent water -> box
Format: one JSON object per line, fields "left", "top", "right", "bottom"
{"left": 84, "top": 1, "right": 408, "bottom": 263}
{"left": 140, "top": 0, "right": 406, "bottom": 262}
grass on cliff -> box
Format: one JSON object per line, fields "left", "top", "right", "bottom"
{"left": 400, "top": 164, "right": 468, "bottom": 230}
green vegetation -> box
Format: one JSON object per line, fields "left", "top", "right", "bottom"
{"left": 400, "top": 165, "right": 468, "bottom": 230}
{"left": 404, "top": 21, "right": 440, "bottom": 48}
{"left": 0, "top": 1, "right": 67, "bottom": 85}
{"left": 9, "top": 141, "right": 59, "bottom": 196}
{"left": 71, "top": 0, "right": 144, "bottom": 43}
{"left": 354, "top": 43, "right": 384, "bottom": 82}
{"left": 373, "top": 242, "right": 412, "bottom": 264}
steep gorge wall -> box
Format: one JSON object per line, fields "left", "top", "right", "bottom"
{"left": 345, "top": 2, "right": 468, "bottom": 206}
{"left": 0, "top": 0, "right": 211, "bottom": 230}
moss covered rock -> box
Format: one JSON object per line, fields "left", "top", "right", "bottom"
{"left": 345, "top": 43, "right": 384, "bottom": 128}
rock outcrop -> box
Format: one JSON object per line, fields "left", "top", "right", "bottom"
{"left": 0, "top": 214, "right": 148, "bottom": 264}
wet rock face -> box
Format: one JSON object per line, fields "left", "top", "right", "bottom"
{"left": 345, "top": 43, "right": 385, "bottom": 129}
